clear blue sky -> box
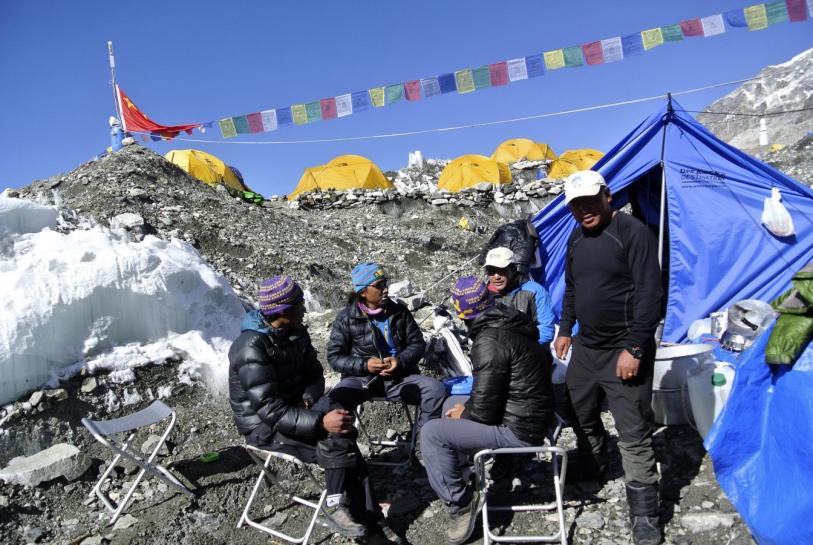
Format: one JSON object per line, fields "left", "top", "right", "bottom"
{"left": 1, "top": 1, "right": 810, "bottom": 196}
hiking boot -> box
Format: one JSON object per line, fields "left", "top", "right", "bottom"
{"left": 446, "top": 490, "right": 480, "bottom": 545}
{"left": 631, "top": 515, "right": 662, "bottom": 545}
{"left": 321, "top": 505, "right": 368, "bottom": 539}
{"left": 626, "top": 481, "right": 662, "bottom": 545}
{"left": 360, "top": 516, "right": 402, "bottom": 545}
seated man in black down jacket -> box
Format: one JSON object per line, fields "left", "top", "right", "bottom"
{"left": 327, "top": 262, "right": 445, "bottom": 430}
{"left": 420, "top": 276, "right": 554, "bottom": 545}
{"left": 228, "top": 275, "right": 393, "bottom": 543}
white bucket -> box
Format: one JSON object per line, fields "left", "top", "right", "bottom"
{"left": 685, "top": 362, "right": 736, "bottom": 439}
{"left": 653, "top": 343, "right": 714, "bottom": 390}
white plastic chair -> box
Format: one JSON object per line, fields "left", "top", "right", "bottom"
{"left": 237, "top": 444, "right": 328, "bottom": 544}
{"left": 81, "top": 400, "right": 194, "bottom": 524}
{"left": 354, "top": 397, "right": 419, "bottom": 467}
{"left": 473, "top": 418, "right": 568, "bottom": 545}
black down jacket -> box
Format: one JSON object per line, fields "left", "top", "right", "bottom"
{"left": 228, "top": 311, "right": 325, "bottom": 438}
{"left": 327, "top": 300, "right": 426, "bottom": 383}
{"left": 462, "top": 304, "right": 553, "bottom": 444}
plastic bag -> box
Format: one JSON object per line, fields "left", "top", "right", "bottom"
{"left": 761, "top": 187, "right": 795, "bottom": 237}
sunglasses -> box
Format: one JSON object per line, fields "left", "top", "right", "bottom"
{"left": 369, "top": 279, "right": 388, "bottom": 290}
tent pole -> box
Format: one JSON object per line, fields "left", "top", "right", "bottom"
{"left": 657, "top": 94, "right": 672, "bottom": 269}
{"left": 107, "top": 41, "right": 122, "bottom": 122}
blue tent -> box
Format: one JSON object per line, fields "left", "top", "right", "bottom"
{"left": 531, "top": 97, "right": 813, "bottom": 342}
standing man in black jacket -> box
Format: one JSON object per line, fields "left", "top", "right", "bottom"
{"left": 553, "top": 170, "right": 663, "bottom": 545}
{"left": 420, "top": 276, "right": 553, "bottom": 545}
{"left": 229, "top": 275, "right": 392, "bottom": 543}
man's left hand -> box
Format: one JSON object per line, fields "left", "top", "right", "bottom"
{"left": 616, "top": 349, "right": 640, "bottom": 381}
{"left": 380, "top": 357, "right": 400, "bottom": 377}
{"left": 445, "top": 403, "right": 465, "bottom": 420}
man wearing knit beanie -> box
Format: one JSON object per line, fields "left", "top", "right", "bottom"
{"left": 420, "top": 276, "right": 554, "bottom": 545}
{"left": 229, "top": 275, "right": 389, "bottom": 542}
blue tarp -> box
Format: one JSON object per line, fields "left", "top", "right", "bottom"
{"left": 530, "top": 98, "right": 813, "bottom": 343}
{"left": 706, "top": 326, "right": 813, "bottom": 544}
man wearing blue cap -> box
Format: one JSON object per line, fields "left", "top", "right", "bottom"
{"left": 327, "top": 262, "right": 445, "bottom": 432}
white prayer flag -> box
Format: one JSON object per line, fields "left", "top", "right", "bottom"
{"left": 260, "top": 109, "right": 277, "bottom": 132}
{"left": 600, "top": 37, "right": 624, "bottom": 63}
{"left": 506, "top": 58, "right": 528, "bottom": 82}
{"left": 701, "top": 14, "right": 726, "bottom": 36}
{"left": 335, "top": 93, "right": 353, "bottom": 117}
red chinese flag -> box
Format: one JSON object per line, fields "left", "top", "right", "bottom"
{"left": 116, "top": 85, "right": 201, "bottom": 139}
{"left": 786, "top": 0, "right": 808, "bottom": 21}
{"left": 679, "top": 18, "right": 704, "bottom": 36}
{"left": 247, "top": 112, "right": 264, "bottom": 133}
{"left": 405, "top": 80, "right": 422, "bottom": 101}
{"left": 489, "top": 62, "right": 508, "bottom": 86}
{"left": 320, "top": 98, "right": 338, "bottom": 120}
{"left": 582, "top": 41, "right": 604, "bottom": 65}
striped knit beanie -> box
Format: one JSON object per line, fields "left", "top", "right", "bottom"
{"left": 258, "top": 275, "right": 304, "bottom": 317}
{"left": 451, "top": 276, "right": 494, "bottom": 320}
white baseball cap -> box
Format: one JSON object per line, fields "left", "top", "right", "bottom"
{"left": 484, "top": 247, "right": 517, "bottom": 269}
{"left": 563, "top": 170, "right": 607, "bottom": 204}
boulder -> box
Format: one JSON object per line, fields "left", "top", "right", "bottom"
{"left": 0, "top": 443, "right": 91, "bottom": 486}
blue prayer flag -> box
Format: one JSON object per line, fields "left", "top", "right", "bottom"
{"left": 621, "top": 33, "right": 644, "bottom": 56}
{"left": 351, "top": 91, "right": 371, "bottom": 112}
{"left": 525, "top": 54, "right": 545, "bottom": 77}
{"left": 438, "top": 73, "right": 457, "bottom": 94}
{"left": 276, "top": 106, "right": 293, "bottom": 126}
{"left": 724, "top": 8, "right": 748, "bottom": 27}
{"left": 203, "top": 121, "right": 214, "bottom": 128}
{"left": 150, "top": 134, "right": 162, "bottom": 141}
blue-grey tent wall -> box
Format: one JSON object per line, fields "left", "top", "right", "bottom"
{"left": 531, "top": 98, "right": 813, "bottom": 342}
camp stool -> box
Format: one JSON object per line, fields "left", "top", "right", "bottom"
{"left": 237, "top": 444, "right": 328, "bottom": 544}
{"left": 354, "top": 397, "right": 420, "bottom": 468}
{"left": 473, "top": 417, "right": 568, "bottom": 545}
{"left": 81, "top": 400, "right": 194, "bottom": 524}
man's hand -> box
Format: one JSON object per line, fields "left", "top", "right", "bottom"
{"left": 616, "top": 349, "right": 641, "bottom": 381}
{"left": 322, "top": 409, "right": 354, "bottom": 435}
{"left": 554, "top": 336, "right": 572, "bottom": 360}
{"left": 380, "top": 357, "right": 400, "bottom": 377}
{"left": 445, "top": 403, "right": 465, "bottom": 420}
{"left": 367, "top": 358, "right": 387, "bottom": 374}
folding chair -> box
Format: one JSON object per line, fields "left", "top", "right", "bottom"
{"left": 473, "top": 417, "right": 568, "bottom": 545}
{"left": 354, "top": 397, "right": 419, "bottom": 467}
{"left": 237, "top": 444, "right": 327, "bottom": 544}
{"left": 81, "top": 400, "right": 194, "bottom": 524}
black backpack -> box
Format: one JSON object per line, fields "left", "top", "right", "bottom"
{"left": 479, "top": 219, "right": 539, "bottom": 275}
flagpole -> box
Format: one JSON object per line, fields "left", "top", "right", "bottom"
{"left": 107, "top": 41, "right": 122, "bottom": 122}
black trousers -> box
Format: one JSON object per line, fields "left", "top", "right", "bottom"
{"left": 245, "top": 393, "right": 378, "bottom": 523}
{"left": 565, "top": 338, "right": 658, "bottom": 484}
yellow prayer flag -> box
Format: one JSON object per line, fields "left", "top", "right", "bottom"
{"left": 291, "top": 104, "right": 307, "bottom": 125}
{"left": 641, "top": 28, "right": 664, "bottom": 50}
{"left": 454, "top": 69, "right": 475, "bottom": 94}
{"left": 369, "top": 87, "right": 385, "bottom": 107}
{"left": 543, "top": 49, "right": 565, "bottom": 70}
{"left": 745, "top": 4, "right": 769, "bottom": 30}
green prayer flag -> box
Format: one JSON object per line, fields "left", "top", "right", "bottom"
{"left": 369, "top": 87, "right": 385, "bottom": 107}
{"left": 745, "top": 4, "right": 769, "bottom": 30}
{"left": 385, "top": 83, "right": 404, "bottom": 105}
{"left": 563, "top": 46, "right": 584, "bottom": 67}
{"left": 233, "top": 115, "right": 250, "bottom": 134}
{"left": 766, "top": 1, "right": 789, "bottom": 24}
{"left": 291, "top": 104, "right": 308, "bottom": 125}
{"left": 544, "top": 50, "right": 565, "bottom": 70}
{"left": 661, "top": 24, "right": 684, "bottom": 42}
{"left": 454, "top": 69, "right": 475, "bottom": 94}
{"left": 305, "top": 101, "right": 322, "bottom": 122}
{"left": 472, "top": 66, "right": 491, "bottom": 89}
{"left": 218, "top": 118, "right": 237, "bottom": 139}
{"left": 641, "top": 28, "right": 664, "bottom": 50}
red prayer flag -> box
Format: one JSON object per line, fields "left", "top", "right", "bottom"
{"left": 680, "top": 18, "right": 704, "bottom": 36}
{"left": 786, "top": 0, "right": 808, "bottom": 21}
{"left": 582, "top": 41, "right": 604, "bottom": 65}
{"left": 489, "top": 62, "right": 508, "bottom": 86}
{"left": 405, "top": 80, "right": 422, "bottom": 101}
{"left": 116, "top": 85, "right": 201, "bottom": 139}
{"left": 247, "top": 112, "right": 264, "bottom": 133}
{"left": 320, "top": 98, "right": 338, "bottom": 120}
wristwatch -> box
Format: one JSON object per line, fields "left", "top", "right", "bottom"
{"left": 626, "top": 345, "right": 644, "bottom": 359}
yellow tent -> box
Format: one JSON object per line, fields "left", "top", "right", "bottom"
{"left": 289, "top": 154, "right": 392, "bottom": 199}
{"left": 547, "top": 148, "right": 604, "bottom": 179}
{"left": 491, "top": 138, "right": 557, "bottom": 164}
{"left": 437, "top": 155, "right": 512, "bottom": 192}
{"left": 164, "top": 149, "right": 247, "bottom": 193}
